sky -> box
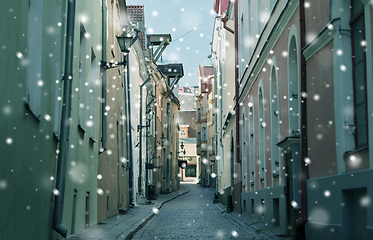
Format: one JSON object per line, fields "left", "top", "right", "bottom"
{"left": 126, "top": 0, "right": 216, "bottom": 87}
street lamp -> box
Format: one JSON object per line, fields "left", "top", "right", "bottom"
{"left": 99, "top": 32, "right": 132, "bottom": 70}
{"left": 178, "top": 141, "right": 187, "bottom": 169}
{"left": 116, "top": 32, "right": 132, "bottom": 53}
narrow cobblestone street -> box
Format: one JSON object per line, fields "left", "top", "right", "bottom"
{"left": 131, "top": 184, "right": 285, "bottom": 240}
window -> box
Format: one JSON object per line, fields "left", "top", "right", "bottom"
{"left": 249, "top": 97, "right": 255, "bottom": 188}
{"left": 202, "top": 127, "right": 206, "bottom": 141}
{"left": 167, "top": 102, "right": 170, "bottom": 117}
{"left": 240, "top": 14, "right": 245, "bottom": 75}
{"left": 181, "top": 129, "right": 186, "bottom": 137}
{"left": 248, "top": 1, "right": 252, "bottom": 58}
{"left": 257, "top": 0, "right": 262, "bottom": 35}
{"left": 198, "top": 108, "right": 201, "bottom": 121}
{"left": 270, "top": 61, "right": 280, "bottom": 178}
{"left": 258, "top": 85, "right": 265, "bottom": 188}
{"left": 79, "top": 23, "right": 87, "bottom": 129}
{"left": 198, "top": 132, "right": 201, "bottom": 145}
{"left": 288, "top": 32, "right": 300, "bottom": 136}
{"left": 167, "top": 125, "right": 170, "bottom": 140}
{"left": 351, "top": 0, "right": 368, "bottom": 148}
{"left": 26, "top": 0, "right": 44, "bottom": 118}
{"left": 212, "top": 136, "right": 215, "bottom": 151}
{"left": 90, "top": 48, "right": 97, "bottom": 139}
{"left": 242, "top": 112, "right": 247, "bottom": 192}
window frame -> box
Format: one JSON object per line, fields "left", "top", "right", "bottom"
{"left": 350, "top": 0, "right": 368, "bottom": 149}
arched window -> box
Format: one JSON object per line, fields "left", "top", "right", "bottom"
{"left": 258, "top": 83, "right": 266, "bottom": 189}
{"left": 257, "top": 0, "right": 262, "bottom": 35}
{"left": 270, "top": 58, "right": 280, "bottom": 184}
{"left": 287, "top": 26, "right": 300, "bottom": 136}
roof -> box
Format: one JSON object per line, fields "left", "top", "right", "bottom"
{"left": 157, "top": 63, "right": 184, "bottom": 78}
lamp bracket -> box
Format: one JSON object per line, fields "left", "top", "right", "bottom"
{"left": 100, "top": 60, "right": 127, "bottom": 70}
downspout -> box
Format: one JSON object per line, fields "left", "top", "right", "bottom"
{"left": 154, "top": 81, "right": 157, "bottom": 194}
{"left": 296, "top": 0, "right": 309, "bottom": 230}
{"left": 139, "top": 76, "right": 151, "bottom": 196}
{"left": 52, "top": 0, "right": 76, "bottom": 237}
{"left": 139, "top": 82, "right": 143, "bottom": 195}
{"left": 234, "top": 0, "right": 241, "bottom": 212}
{"left": 126, "top": 52, "right": 134, "bottom": 204}
{"left": 101, "top": 0, "right": 108, "bottom": 152}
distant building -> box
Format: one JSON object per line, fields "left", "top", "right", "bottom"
{"left": 179, "top": 87, "right": 192, "bottom": 93}
{"left": 195, "top": 65, "right": 215, "bottom": 187}
{"left": 198, "top": 65, "right": 214, "bottom": 95}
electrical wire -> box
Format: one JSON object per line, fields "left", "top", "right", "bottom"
{"left": 170, "top": 15, "right": 215, "bottom": 44}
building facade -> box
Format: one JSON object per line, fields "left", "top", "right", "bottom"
{"left": 210, "top": 0, "right": 373, "bottom": 239}
{"left": 210, "top": 3, "right": 236, "bottom": 209}
{"left": 303, "top": 1, "right": 373, "bottom": 239}
{"left": 178, "top": 88, "right": 199, "bottom": 182}
{"left": 1, "top": 0, "right": 102, "bottom": 239}
{"left": 195, "top": 65, "right": 214, "bottom": 186}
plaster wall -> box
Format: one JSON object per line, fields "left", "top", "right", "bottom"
{"left": 98, "top": 0, "right": 129, "bottom": 223}
{"left": 306, "top": 41, "right": 338, "bottom": 178}
{"left": 0, "top": 2, "right": 60, "bottom": 238}
{"left": 306, "top": 170, "right": 373, "bottom": 240}
{"left": 305, "top": 0, "right": 331, "bottom": 44}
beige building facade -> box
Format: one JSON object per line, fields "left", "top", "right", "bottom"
{"left": 195, "top": 65, "right": 214, "bottom": 186}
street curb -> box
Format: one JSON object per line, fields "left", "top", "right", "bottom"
{"left": 123, "top": 190, "right": 189, "bottom": 240}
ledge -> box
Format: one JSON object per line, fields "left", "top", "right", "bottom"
{"left": 303, "top": 18, "right": 340, "bottom": 61}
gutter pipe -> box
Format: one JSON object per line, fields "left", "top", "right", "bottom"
{"left": 297, "top": 0, "right": 309, "bottom": 230}
{"left": 234, "top": 0, "right": 241, "bottom": 212}
{"left": 100, "top": 0, "right": 108, "bottom": 152}
{"left": 125, "top": 52, "right": 135, "bottom": 204}
{"left": 52, "top": 0, "right": 76, "bottom": 237}
{"left": 153, "top": 80, "right": 158, "bottom": 194}
{"left": 139, "top": 76, "right": 151, "bottom": 196}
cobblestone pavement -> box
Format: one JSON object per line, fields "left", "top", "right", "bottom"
{"left": 131, "top": 184, "right": 287, "bottom": 240}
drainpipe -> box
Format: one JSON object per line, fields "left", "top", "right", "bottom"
{"left": 296, "top": 0, "right": 309, "bottom": 230}
{"left": 139, "top": 82, "right": 143, "bottom": 195}
{"left": 100, "top": 0, "right": 108, "bottom": 152}
{"left": 125, "top": 52, "right": 135, "bottom": 204}
{"left": 52, "top": 0, "right": 76, "bottom": 237}
{"left": 139, "top": 76, "right": 151, "bottom": 196}
{"left": 154, "top": 81, "right": 158, "bottom": 194}
{"left": 234, "top": 0, "right": 241, "bottom": 212}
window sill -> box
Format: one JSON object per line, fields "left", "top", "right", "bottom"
{"left": 24, "top": 102, "right": 41, "bottom": 122}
